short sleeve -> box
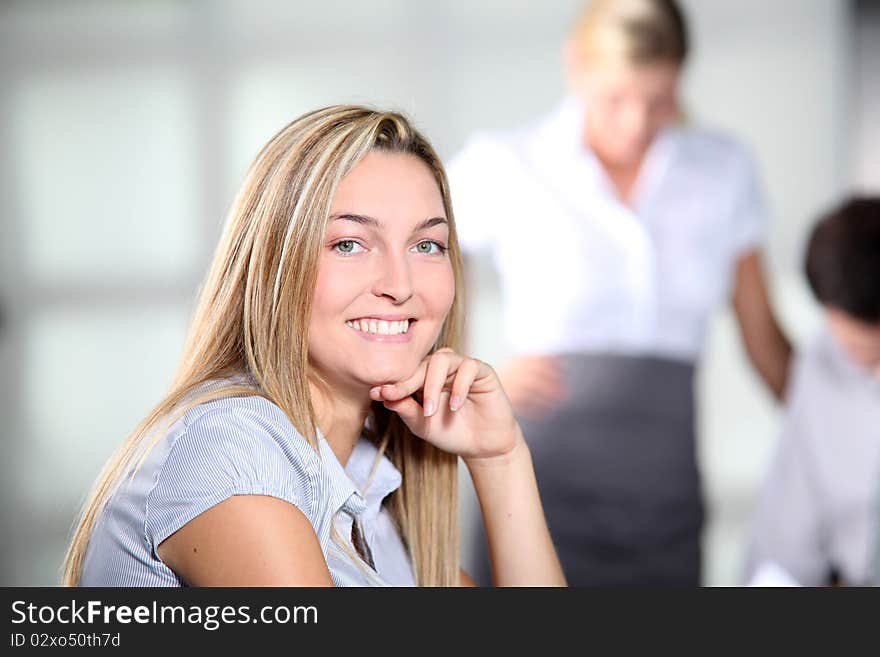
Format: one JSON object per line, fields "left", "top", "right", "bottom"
{"left": 144, "top": 409, "right": 316, "bottom": 554}
{"left": 446, "top": 135, "right": 508, "bottom": 255}
{"left": 727, "top": 144, "right": 769, "bottom": 258}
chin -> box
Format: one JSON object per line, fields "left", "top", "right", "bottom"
{"left": 608, "top": 148, "right": 643, "bottom": 167}
{"left": 359, "top": 358, "right": 417, "bottom": 386}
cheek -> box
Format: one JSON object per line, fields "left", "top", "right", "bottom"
{"left": 586, "top": 103, "right": 613, "bottom": 129}
{"left": 592, "top": 108, "right": 630, "bottom": 147}
{"left": 312, "top": 261, "right": 358, "bottom": 322}
{"left": 650, "top": 104, "right": 677, "bottom": 131}
{"left": 421, "top": 263, "right": 455, "bottom": 316}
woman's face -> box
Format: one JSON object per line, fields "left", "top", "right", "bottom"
{"left": 308, "top": 151, "right": 455, "bottom": 395}
{"left": 567, "top": 58, "right": 681, "bottom": 167}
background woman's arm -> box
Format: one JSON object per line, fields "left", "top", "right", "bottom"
{"left": 732, "top": 249, "right": 793, "bottom": 401}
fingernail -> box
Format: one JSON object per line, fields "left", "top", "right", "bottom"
{"left": 370, "top": 386, "right": 381, "bottom": 397}
{"left": 424, "top": 399, "right": 435, "bottom": 417}
{"left": 450, "top": 395, "right": 462, "bottom": 411}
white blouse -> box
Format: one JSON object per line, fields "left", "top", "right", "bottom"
{"left": 446, "top": 96, "right": 767, "bottom": 362}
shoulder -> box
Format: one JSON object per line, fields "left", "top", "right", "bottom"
{"left": 782, "top": 327, "right": 846, "bottom": 426}
{"left": 144, "top": 394, "right": 323, "bottom": 548}
{"left": 793, "top": 328, "right": 843, "bottom": 387}
{"left": 673, "top": 126, "right": 759, "bottom": 176}
{"left": 169, "top": 395, "right": 321, "bottom": 479}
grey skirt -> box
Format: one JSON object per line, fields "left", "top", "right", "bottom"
{"left": 470, "top": 352, "right": 704, "bottom": 586}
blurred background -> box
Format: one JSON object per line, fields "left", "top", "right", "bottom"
{"left": 0, "top": 0, "right": 877, "bottom": 586}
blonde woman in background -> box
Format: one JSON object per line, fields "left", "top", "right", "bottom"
{"left": 448, "top": 0, "right": 791, "bottom": 585}
{"left": 62, "top": 106, "right": 565, "bottom": 587}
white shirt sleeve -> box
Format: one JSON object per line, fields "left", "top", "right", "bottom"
{"left": 445, "top": 135, "right": 508, "bottom": 255}
{"left": 727, "top": 144, "right": 769, "bottom": 259}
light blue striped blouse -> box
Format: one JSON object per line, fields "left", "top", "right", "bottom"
{"left": 78, "top": 380, "right": 416, "bottom": 587}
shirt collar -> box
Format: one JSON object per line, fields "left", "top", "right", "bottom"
{"left": 344, "top": 436, "right": 403, "bottom": 548}
{"left": 344, "top": 436, "right": 403, "bottom": 506}
{"left": 314, "top": 425, "right": 367, "bottom": 518}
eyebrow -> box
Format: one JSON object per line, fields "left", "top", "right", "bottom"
{"left": 330, "top": 213, "right": 448, "bottom": 234}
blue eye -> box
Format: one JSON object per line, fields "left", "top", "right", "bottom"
{"left": 413, "top": 240, "right": 448, "bottom": 255}
{"left": 331, "top": 240, "right": 365, "bottom": 256}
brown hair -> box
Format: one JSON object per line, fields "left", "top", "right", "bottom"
{"left": 805, "top": 197, "right": 880, "bottom": 322}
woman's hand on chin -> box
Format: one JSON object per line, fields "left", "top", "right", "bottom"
{"left": 369, "top": 347, "right": 523, "bottom": 463}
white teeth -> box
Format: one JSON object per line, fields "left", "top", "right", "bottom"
{"left": 346, "top": 318, "right": 411, "bottom": 335}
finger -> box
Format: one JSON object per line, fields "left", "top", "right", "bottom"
{"left": 515, "top": 391, "right": 565, "bottom": 419}
{"left": 372, "top": 359, "right": 429, "bottom": 402}
{"left": 510, "top": 374, "right": 568, "bottom": 409}
{"left": 527, "top": 373, "right": 566, "bottom": 396}
{"left": 381, "top": 394, "right": 426, "bottom": 432}
{"left": 532, "top": 359, "right": 564, "bottom": 380}
{"left": 510, "top": 389, "right": 560, "bottom": 416}
{"left": 526, "top": 362, "right": 567, "bottom": 395}
{"left": 448, "top": 357, "right": 480, "bottom": 411}
{"left": 502, "top": 371, "right": 565, "bottom": 401}
{"left": 422, "top": 351, "right": 457, "bottom": 417}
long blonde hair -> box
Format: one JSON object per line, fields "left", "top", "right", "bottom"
{"left": 570, "top": 0, "right": 689, "bottom": 68}
{"left": 62, "top": 105, "right": 464, "bottom": 587}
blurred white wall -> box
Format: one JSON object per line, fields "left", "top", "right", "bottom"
{"left": 0, "top": 0, "right": 863, "bottom": 585}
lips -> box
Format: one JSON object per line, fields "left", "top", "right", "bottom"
{"left": 346, "top": 315, "right": 416, "bottom": 322}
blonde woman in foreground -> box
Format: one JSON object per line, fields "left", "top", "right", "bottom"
{"left": 63, "top": 106, "right": 566, "bottom": 587}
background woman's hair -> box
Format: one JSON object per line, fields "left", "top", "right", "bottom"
{"left": 61, "top": 105, "right": 465, "bottom": 587}
{"left": 805, "top": 197, "right": 880, "bottom": 323}
{"left": 570, "top": 0, "right": 689, "bottom": 68}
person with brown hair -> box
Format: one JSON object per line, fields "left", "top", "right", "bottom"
{"left": 63, "top": 105, "right": 565, "bottom": 587}
{"left": 744, "top": 197, "right": 880, "bottom": 587}
{"left": 448, "top": 0, "right": 792, "bottom": 585}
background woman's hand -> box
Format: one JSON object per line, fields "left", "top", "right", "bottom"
{"left": 496, "top": 354, "right": 568, "bottom": 421}
{"left": 369, "top": 347, "right": 520, "bottom": 462}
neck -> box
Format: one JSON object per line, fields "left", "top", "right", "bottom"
{"left": 309, "top": 377, "right": 371, "bottom": 468}
{"left": 596, "top": 153, "right": 642, "bottom": 207}
{"left": 582, "top": 131, "right": 645, "bottom": 207}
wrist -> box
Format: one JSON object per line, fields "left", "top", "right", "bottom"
{"left": 463, "top": 424, "right": 530, "bottom": 473}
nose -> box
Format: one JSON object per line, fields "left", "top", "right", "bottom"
{"left": 370, "top": 249, "right": 414, "bottom": 304}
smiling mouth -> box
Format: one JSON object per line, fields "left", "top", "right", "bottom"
{"left": 345, "top": 317, "right": 416, "bottom": 336}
